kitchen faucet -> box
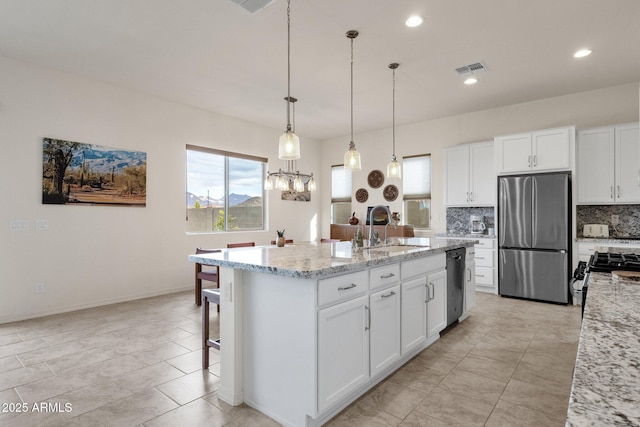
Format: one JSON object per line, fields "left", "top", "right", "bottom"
{"left": 368, "top": 205, "right": 394, "bottom": 246}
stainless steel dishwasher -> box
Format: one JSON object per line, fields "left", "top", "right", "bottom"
{"left": 446, "top": 248, "right": 466, "bottom": 326}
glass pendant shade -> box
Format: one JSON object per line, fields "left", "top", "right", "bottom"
{"left": 344, "top": 141, "right": 361, "bottom": 171}
{"left": 278, "top": 128, "right": 300, "bottom": 160}
{"left": 293, "top": 175, "right": 304, "bottom": 192}
{"left": 387, "top": 156, "right": 401, "bottom": 178}
{"left": 264, "top": 175, "right": 274, "bottom": 190}
{"left": 307, "top": 175, "right": 316, "bottom": 192}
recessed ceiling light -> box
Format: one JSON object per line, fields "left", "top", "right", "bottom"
{"left": 405, "top": 15, "right": 423, "bottom": 27}
{"left": 464, "top": 77, "right": 478, "bottom": 85}
{"left": 574, "top": 49, "right": 592, "bottom": 58}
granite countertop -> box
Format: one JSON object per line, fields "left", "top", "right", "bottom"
{"left": 434, "top": 232, "right": 496, "bottom": 239}
{"left": 576, "top": 237, "right": 640, "bottom": 244}
{"left": 188, "top": 237, "right": 476, "bottom": 279}
{"left": 566, "top": 270, "right": 640, "bottom": 426}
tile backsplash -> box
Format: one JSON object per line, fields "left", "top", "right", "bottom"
{"left": 576, "top": 205, "right": 640, "bottom": 237}
{"left": 446, "top": 207, "right": 495, "bottom": 234}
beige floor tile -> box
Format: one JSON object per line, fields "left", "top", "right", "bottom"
{"left": 456, "top": 353, "right": 519, "bottom": 383}
{"left": 51, "top": 378, "right": 133, "bottom": 418}
{"left": 18, "top": 340, "right": 90, "bottom": 366}
{"left": 45, "top": 346, "right": 122, "bottom": 373}
{"left": 173, "top": 333, "right": 203, "bottom": 351}
{"left": 0, "top": 362, "right": 54, "bottom": 391}
{"left": 511, "top": 361, "right": 574, "bottom": 394}
{"left": 485, "top": 398, "right": 566, "bottom": 427}
{"left": 165, "top": 349, "right": 208, "bottom": 374}
{"left": 357, "top": 380, "right": 428, "bottom": 419}
{"left": 0, "top": 338, "right": 50, "bottom": 359}
{"left": 385, "top": 361, "right": 446, "bottom": 394}
{"left": 439, "top": 369, "right": 507, "bottom": 405}
{"left": 156, "top": 370, "right": 219, "bottom": 405}
{"left": 143, "top": 398, "right": 231, "bottom": 427}
{"left": 0, "top": 333, "right": 23, "bottom": 347}
{"left": 0, "top": 407, "right": 69, "bottom": 427}
{"left": 520, "top": 348, "right": 577, "bottom": 373}
{"left": 113, "top": 361, "right": 185, "bottom": 393}
{"left": 414, "top": 387, "right": 495, "bottom": 426}
{"left": 65, "top": 387, "right": 178, "bottom": 427}
{"left": 467, "top": 345, "right": 523, "bottom": 365}
{"left": 475, "top": 331, "right": 532, "bottom": 353}
{"left": 398, "top": 410, "right": 451, "bottom": 427}
{"left": 130, "top": 341, "right": 191, "bottom": 366}
{"left": 410, "top": 349, "right": 461, "bottom": 375}
{"left": 325, "top": 400, "right": 402, "bottom": 427}
{"left": 203, "top": 391, "right": 256, "bottom": 419}
{"left": 0, "top": 355, "right": 23, "bottom": 374}
{"left": 500, "top": 378, "right": 571, "bottom": 419}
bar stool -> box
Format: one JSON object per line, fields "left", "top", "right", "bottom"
{"left": 202, "top": 288, "right": 220, "bottom": 369}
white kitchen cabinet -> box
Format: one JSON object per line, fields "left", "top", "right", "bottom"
{"left": 495, "top": 126, "right": 574, "bottom": 174}
{"left": 426, "top": 270, "right": 447, "bottom": 337}
{"left": 444, "top": 141, "right": 495, "bottom": 206}
{"left": 463, "top": 249, "right": 476, "bottom": 317}
{"left": 369, "top": 285, "right": 401, "bottom": 377}
{"left": 400, "top": 276, "right": 427, "bottom": 355}
{"left": 318, "top": 294, "right": 369, "bottom": 413}
{"left": 577, "top": 123, "right": 640, "bottom": 204}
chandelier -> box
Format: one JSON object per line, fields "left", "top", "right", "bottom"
{"left": 264, "top": 0, "right": 315, "bottom": 193}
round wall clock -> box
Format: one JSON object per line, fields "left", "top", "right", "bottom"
{"left": 355, "top": 188, "right": 369, "bottom": 203}
{"left": 383, "top": 184, "right": 398, "bottom": 202}
{"left": 367, "top": 170, "right": 384, "bottom": 188}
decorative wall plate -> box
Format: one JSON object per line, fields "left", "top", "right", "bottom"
{"left": 355, "top": 188, "right": 369, "bottom": 203}
{"left": 383, "top": 184, "right": 398, "bottom": 202}
{"left": 367, "top": 170, "right": 384, "bottom": 188}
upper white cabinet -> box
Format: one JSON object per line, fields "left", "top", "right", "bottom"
{"left": 495, "top": 126, "right": 574, "bottom": 175}
{"left": 577, "top": 123, "right": 640, "bottom": 204}
{"left": 444, "top": 141, "right": 495, "bottom": 206}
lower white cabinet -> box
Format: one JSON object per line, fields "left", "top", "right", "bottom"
{"left": 400, "top": 276, "right": 428, "bottom": 355}
{"left": 369, "top": 285, "right": 401, "bottom": 377}
{"left": 318, "top": 295, "right": 369, "bottom": 413}
{"left": 464, "top": 256, "right": 476, "bottom": 315}
{"left": 426, "top": 270, "right": 447, "bottom": 337}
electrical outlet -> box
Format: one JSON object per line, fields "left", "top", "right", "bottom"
{"left": 35, "top": 283, "right": 44, "bottom": 293}
{"left": 611, "top": 215, "right": 620, "bottom": 225}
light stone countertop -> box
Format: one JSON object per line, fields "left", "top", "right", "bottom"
{"left": 576, "top": 237, "right": 640, "bottom": 244}
{"left": 188, "top": 237, "right": 476, "bottom": 279}
{"left": 434, "top": 232, "right": 496, "bottom": 239}
{"left": 566, "top": 270, "right": 640, "bottom": 426}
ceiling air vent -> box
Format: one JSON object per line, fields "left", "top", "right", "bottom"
{"left": 230, "top": 0, "right": 276, "bottom": 14}
{"left": 455, "top": 61, "right": 489, "bottom": 76}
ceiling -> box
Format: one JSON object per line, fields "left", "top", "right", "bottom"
{"left": 1, "top": 0, "right": 639, "bottom": 141}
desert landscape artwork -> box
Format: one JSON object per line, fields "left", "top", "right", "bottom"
{"left": 42, "top": 138, "right": 146, "bottom": 206}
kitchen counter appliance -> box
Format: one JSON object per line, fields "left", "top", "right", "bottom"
{"left": 498, "top": 172, "right": 571, "bottom": 304}
{"left": 446, "top": 248, "right": 465, "bottom": 326}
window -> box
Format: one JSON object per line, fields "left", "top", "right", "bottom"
{"left": 186, "top": 145, "right": 266, "bottom": 233}
{"left": 331, "top": 164, "right": 352, "bottom": 224}
{"left": 403, "top": 154, "right": 431, "bottom": 229}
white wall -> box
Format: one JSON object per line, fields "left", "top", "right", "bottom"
{"left": 319, "top": 83, "right": 639, "bottom": 237}
{"left": 0, "top": 56, "right": 321, "bottom": 322}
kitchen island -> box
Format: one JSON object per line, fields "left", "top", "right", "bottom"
{"left": 566, "top": 269, "right": 640, "bottom": 425}
{"left": 189, "top": 238, "right": 475, "bottom": 427}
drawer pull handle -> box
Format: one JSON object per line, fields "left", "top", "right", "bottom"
{"left": 380, "top": 273, "right": 395, "bottom": 279}
{"left": 476, "top": 274, "right": 485, "bottom": 277}
{"left": 338, "top": 284, "right": 357, "bottom": 291}
{"left": 381, "top": 291, "right": 396, "bottom": 298}
{"left": 475, "top": 256, "right": 485, "bottom": 260}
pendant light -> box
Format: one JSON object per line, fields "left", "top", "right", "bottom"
{"left": 386, "top": 63, "right": 402, "bottom": 179}
{"left": 344, "top": 30, "right": 361, "bottom": 171}
{"left": 278, "top": 0, "right": 300, "bottom": 160}
{"left": 264, "top": 0, "right": 316, "bottom": 193}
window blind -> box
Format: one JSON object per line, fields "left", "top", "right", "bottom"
{"left": 331, "top": 164, "right": 352, "bottom": 202}
{"left": 403, "top": 155, "right": 431, "bottom": 200}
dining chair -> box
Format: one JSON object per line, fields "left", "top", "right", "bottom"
{"left": 195, "top": 248, "right": 221, "bottom": 307}
{"left": 321, "top": 238, "right": 341, "bottom": 243}
{"left": 227, "top": 242, "right": 256, "bottom": 248}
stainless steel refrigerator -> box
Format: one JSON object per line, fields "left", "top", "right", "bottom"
{"left": 498, "top": 172, "right": 571, "bottom": 304}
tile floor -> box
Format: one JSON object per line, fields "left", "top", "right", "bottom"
{"left": 0, "top": 291, "right": 582, "bottom": 426}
